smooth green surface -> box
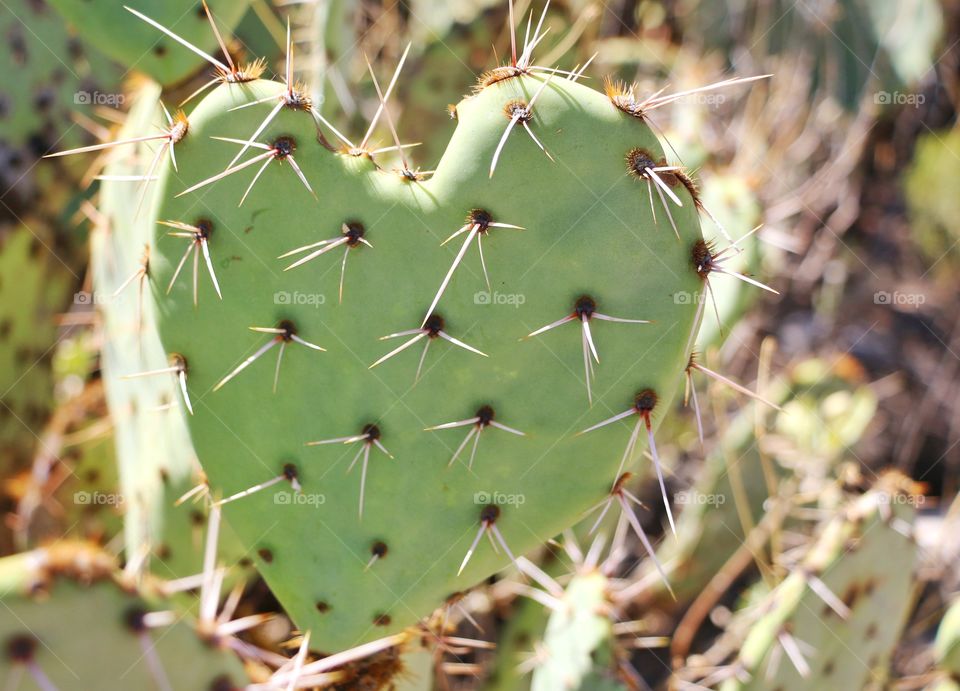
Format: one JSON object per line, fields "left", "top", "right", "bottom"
{"left": 935, "top": 598, "right": 960, "bottom": 676}
{"left": 48, "top": 0, "right": 250, "bottom": 86}
{"left": 0, "top": 224, "right": 73, "bottom": 474}
{"left": 0, "top": 576, "right": 244, "bottom": 689}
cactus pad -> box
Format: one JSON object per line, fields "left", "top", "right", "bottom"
{"left": 0, "top": 544, "right": 245, "bottom": 689}
{"left": 0, "top": 222, "right": 74, "bottom": 475}
{"left": 148, "top": 71, "right": 707, "bottom": 651}
{"left": 532, "top": 569, "right": 627, "bottom": 691}
{"left": 722, "top": 476, "right": 919, "bottom": 690}
{"left": 0, "top": 0, "right": 121, "bottom": 207}
{"left": 47, "top": 0, "right": 251, "bottom": 87}
{"left": 93, "top": 82, "right": 250, "bottom": 581}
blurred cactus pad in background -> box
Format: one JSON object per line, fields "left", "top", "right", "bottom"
{"left": 1, "top": 0, "right": 959, "bottom": 689}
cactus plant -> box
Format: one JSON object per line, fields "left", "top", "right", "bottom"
{"left": 47, "top": 0, "right": 252, "bottom": 88}
{"left": 0, "top": 0, "right": 122, "bottom": 208}
{"left": 718, "top": 474, "right": 919, "bottom": 690}
{"left": 137, "top": 44, "right": 756, "bottom": 648}
{"left": 905, "top": 126, "right": 960, "bottom": 280}
{"left": 0, "top": 222, "right": 75, "bottom": 484}
{"left": 531, "top": 568, "right": 626, "bottom": 690}
{"left": 0, "top": 541, "right": 246, "bottom": 689}
{"left": 25, "top": 0, "right": 784, "bottom": 653}
{"left": 928, "top": 597, "right": 960, "bottom": 691}
{"left": 91, "top": 80, "right": 250, "bottom": 583}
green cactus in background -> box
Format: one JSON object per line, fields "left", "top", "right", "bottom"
{"left": 0, "top": 0, "right": 122, "bottom": 209}
{"left": 0, "top": 223, "right": 75, "bottom": 491}
{"left": 905, "top": 126, "right": 960, "bottom": 280}
{"left": 46, "top": 0, "right": 253, "bottom": 87}
{"left": 719, "top": 474, "right": 919, "bottom": 691}
{"left": 0, "top": 541, "right": 246, "bottom": 689}
{"left": 531, "top": 569, "right": 627, "bottom": 691}
{"left": 929, "top": 598, "right": 960, "bottom": 691}
{"left": 46, "top": 386, "right": 122, "bottom": 544}
{"left": 683, "top": 0, "right": 942, "bottom": 111}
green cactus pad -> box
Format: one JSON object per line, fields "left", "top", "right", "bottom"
{"left": 722, "top": 477, "right": 919, "bottom": 691}
{"left": 94, "top": 82, "right": 250, "bottom": 581}
{"left": 932, "top": 598, "right": 960, "bottom": 689}
{"left": 532, "top": 569, "right": 627, "bottom": 691}
{"left": 0, "top": 0, "right": 122, "bottom": 207}
{"left": 47, "top": 0, "right": 251, "bottom": 87}
{"left": 0, "top": 545, "right": 245, "bottom": 689}
{"left": 0, "top": 222, "right": 75, "bottom": 475}
{"left": 50, "top": 404, "right": 123, "bottom": 543}
{"left": 148, "top": 72, "right": 705, "bottom": 651}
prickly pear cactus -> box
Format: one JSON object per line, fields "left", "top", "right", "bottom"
{"left": 49, "top": 391, "right": 123, "bottom": 543}
{"left": 644, "top": 394, "right": 783, "bottom": 607}
{"left": 928, "top": 598, "right": 960, "bottom": 691}
{"left": 148, "top": 70, "right": 706, "bottom": 650}
{"left": 0, "top": 222, "right": 74, "bottom": 476}
{"left": 532, "top": 570, "right": 627, "bottom": 691}
{"left": 93, "top": 81, "right": 249, "bottom": 581}
{"left": 721, "top": 475, "right": 919, "bottom": 691}
{"left": 0, "top": 0, "right": 121, "bottom": 207}
{"left": 0, "top": 543, "right": 245, "bottom": 689}
{"left": 47, "top": 0, "right": 251, "bottom": 87}
{"left": 905, "top": 127, "right": 960, "bottom": 279}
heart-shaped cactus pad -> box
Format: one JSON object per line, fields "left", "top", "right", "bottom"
{"left": 148, "top": 71, "right": 704, "bottom": 652}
